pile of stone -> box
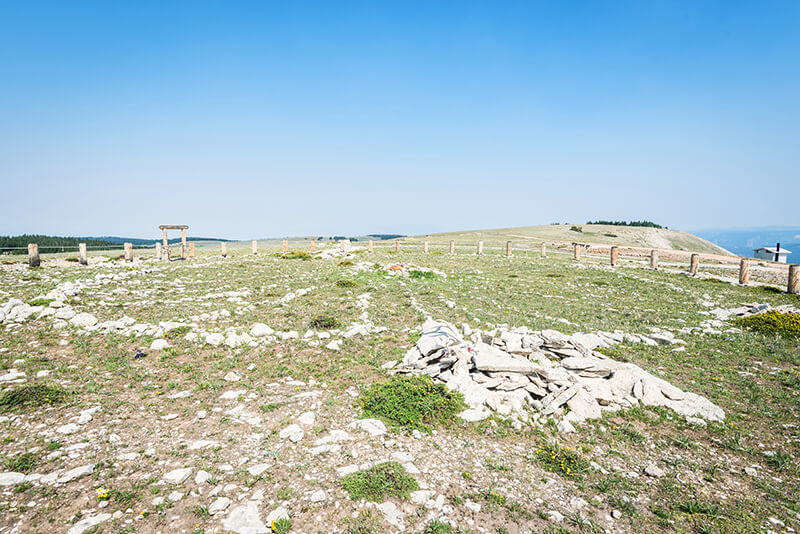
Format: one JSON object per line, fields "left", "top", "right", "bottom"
{"left": 397, "top": 319, "right": 724, "bottom": 432}
{"left": 316, "top": 240, "right": 363, "bottom": 260}
{"left": 382, "top": 264, "right": 446, "bottom": 278}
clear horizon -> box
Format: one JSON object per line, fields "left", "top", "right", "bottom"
{"left": 1, "top": 1, "right": 798, "bottom": 240}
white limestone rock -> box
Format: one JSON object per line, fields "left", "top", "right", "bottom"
{"left": 162, "top": 467, "right": 193, "bottom": 485}
{"left": 278, "top": 424, "right": 304, "bottom": 442}
{"left": 70, "top": 313, "right": 98, "bottom": 328}
{"left": 149, "top": 339, "right": 169, "bottom": 350}
{"left": 250, "top": 323, "right": 274, "bottom": 337}
{"left": 348, "top": 418, "right": 387, "bottom": 437}
{"left": 222, "top": 501, "right": 268, "bottom": 534}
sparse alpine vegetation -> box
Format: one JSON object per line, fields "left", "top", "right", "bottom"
{"left": 280, "top": 250, "right": 312, "bottom": 260}
{"left": 341, "top": 461, "right": 419, "bottom": 501}
{"left": 309, "top": 315, "right": 340, "bottom": 329}
{"left": 0, "top": 235, "right": 798, "bottom": 533}
{"left": 0, "top": 384, "right": 70, "bottom": 411}
{"left": 532, "top": 442, "right": 590, "bottom": 479}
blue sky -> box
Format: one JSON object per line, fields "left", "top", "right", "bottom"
{"left": 1, "top": 1, "right": 798, "bottom": 239}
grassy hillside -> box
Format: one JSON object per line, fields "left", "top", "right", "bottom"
{"left": 405, "top": 224, "right": 733, "bottom": 255}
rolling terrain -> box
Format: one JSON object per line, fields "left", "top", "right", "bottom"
{"left": 405, "top": 224, "right": 733, "bottom": 256}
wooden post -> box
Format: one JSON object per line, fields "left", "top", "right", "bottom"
{"left": 310, "top": 240, "right": 316, "bottom": 252}
{"left": 424, "top": 241, "right": 429, "bottom": 254}
{"left": 574, "top": 244, "right": 581, "bottom": 261}
{"left": 690, "top": 254, "right": 699, "bottom": 276}
{"left": 221, "top": 242, "right": 227, "bottom": 257}
{"left": 449, "top": 240, "right": 455, "bottom": 255}
{"left": 180, "top": 228, "right": 187, "bottom": 260}
{"left": 789, "top": 265, "right": 800, "bottom": 295}
{"left": 155, "top": 241, "right": 162, "bottom": 261}
{"left": 650, "top": 249, "right": 659, "bottom": 270}
{"left": 368, "top": 240, "right": 373, "bottom": 253}
{"left": 28, "top": 243, "right": 40, "bottom": 267}
{"left": 162, "top": 228, "right": 169, "bottom": 261}
{"left": 541, "top": 242, "right": 547, "bottom": 258}
{"left": 124, "top": 242, "right": 133, "bottom": 262}
{"left": 395, "top": 240, "right": 400, "bottom": 253}
{"left": 79, "top": 243, "right": 87, "bottom": 266}
{"left": 252, "top": 240, "right": 258, "bottom": 255}
{"left": 283, "top": 240, "right": 289, "bottom": 253}
{"left": 506, "top": 241, "right": 512, "bottom": 257}
{"left": 477, "top": 241, "right": 484, "bottom": 255}
{"left": 339, "top": 240, "right": 345, "bottom": 252}
{"left": 739, "top": 258, "right": 750, "bottom": 285}
{"left": 189, "top": 242, "right": 195, "bottom": 258}
{"left": 610, "top": 246, "right": 619, "bottom": 267}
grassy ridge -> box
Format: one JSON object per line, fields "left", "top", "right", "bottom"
{"left": 402, "top": 224, "right": 732, "bottom": 255}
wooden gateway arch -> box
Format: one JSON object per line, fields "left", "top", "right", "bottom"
{"left": 158, "top": 225, "right": 188, "bottom": 261}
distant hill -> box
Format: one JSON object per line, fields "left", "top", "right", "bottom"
{"left": 693, "top": 226, "right": 800, "bottom": 258}
{"left": 0, "top": 234, "right": 231, "bottom": 255}
{"left": 91, "top": 236, "right": 231, "bottom": 246}
{"left": 0, "top": 235, "right": 120, "bottom": 255}
{"left": 246, "top": 234, "right": 404, "bottom": 243}
{"left": 406, "top": 224, "right": 732, "bottom": 255}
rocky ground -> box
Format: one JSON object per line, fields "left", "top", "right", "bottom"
{"left": 0, "top": 244, "right": 798, "bottom": 534}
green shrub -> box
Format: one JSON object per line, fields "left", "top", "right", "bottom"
{"left": 28, "top": 298, "right": 53, "bottom": 307}
{"left": 341, "top": 462, "right": 419, "bottom": 501}
{"left": 482, "top": 489, "right": 507, "bottom": 506}
{"left": 5, "top": 452, "right": 38, "bottom": 473}
{"left": 309, "top": 315, "right": 340, "bottom": 329}
{"left": 676, "top": 499, "right": 721, "bottom": 517}
{"left": 165, "top": 326, "right": 192, "bottom": 339}
{"left": 533, "top": 442, "right": 590, "bottom": 479}
{"left": 335, "top": 279, "right": 358, "bottom": 288}
{"left": 570, "top": 226, "right": 583, "bottom": 233}
{"left": 733, "top": 311, "right": 800, "bottom": 338}
{"left": 338, "top": 260, "right": 354, "bottom": 267}
{"left": 778, "top": 369, "right": 800, "bottom": 389}
{"left": 359, "top": 375, "right": 465, "bottom": 432}
{"left": 0, "top": 384, "right": 70, "bottom": 411}
{"left": 281, "top": 251, "right": 312, "bottom": 260}
{"left": 409, "top": 270, "right": 436, "bottom": 280}
{"left": 14, "top": 481, "right": 32, "bottom": 493}
{"left": 271, "top": 518, "right": 291, "bottom": 533}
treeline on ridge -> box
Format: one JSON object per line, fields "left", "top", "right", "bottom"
{"left": 585, "top": 221, "right": 664, "bottom": 229}
{"left": 0, "top": 235, "right": 120, "bottom": 255}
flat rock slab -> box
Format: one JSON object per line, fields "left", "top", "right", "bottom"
{"left": 57, "top": 464, "right": 94, "bottom": 484}
{"left": 162, "top": 467, "right": 192, "bottom": 485}
{"left": 209, "top": 496, "right": 232, "bottom": 515}
{"left": 0, "top": 472, "right": 25, "bottom": 486}
{"left": 67, "top": 513, "right": 112, "bottom": 534}
{"left": 473, "top": 342, "right": 539, "bottom": 374}
{"left": 348, "top": 418, "right": 387, "bottom": 437}
{"left": 222, "top": 501, "right": 268, "bottom": 534}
